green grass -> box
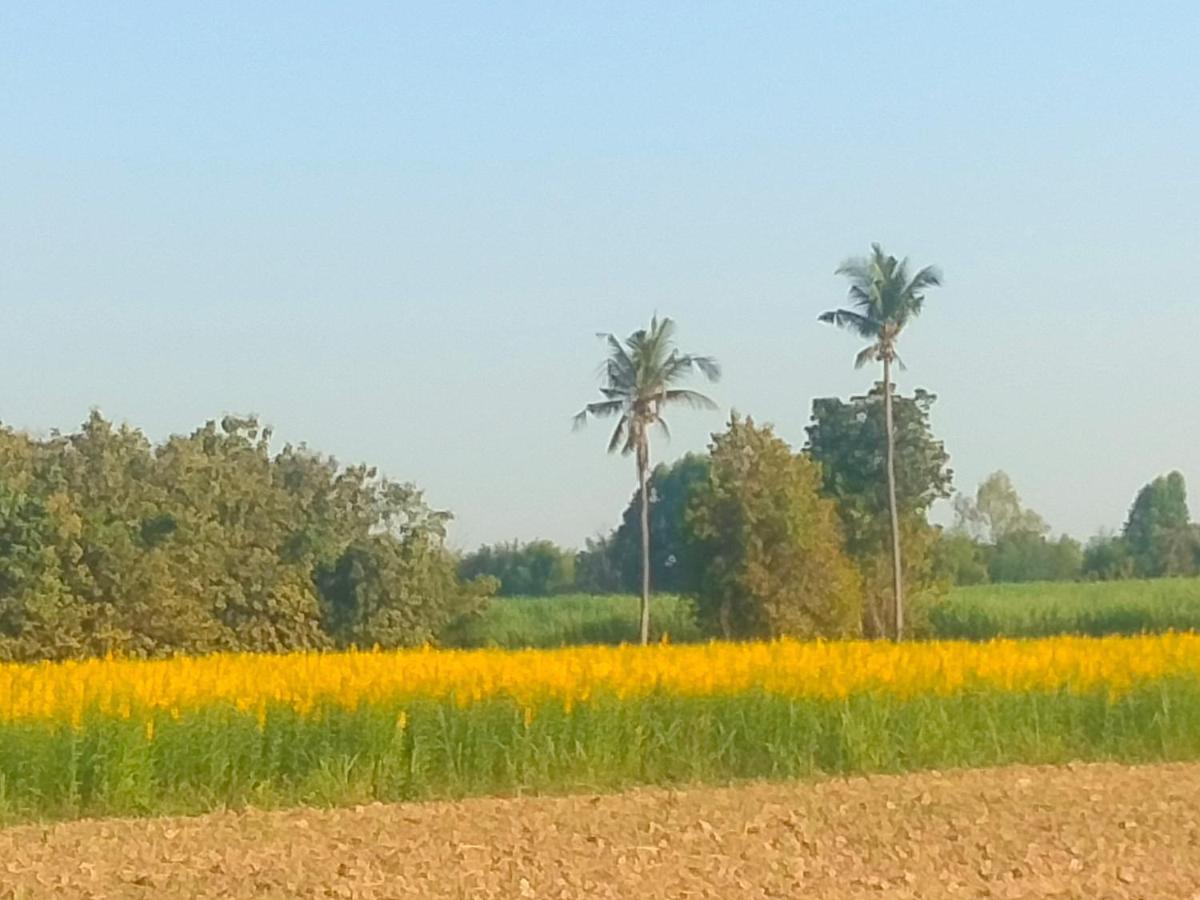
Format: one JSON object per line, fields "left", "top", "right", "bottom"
{"left": 3, "top": 683, "right": 1200, "bottom": 822}
{"left": 449, "top": 593, "right": 703, "bottom": 649}
{"left": 454, "top": 580, "right": 1200, "bottom": 650}
{"left": 932, "top": 578, "right": 1200, "bottom": 640}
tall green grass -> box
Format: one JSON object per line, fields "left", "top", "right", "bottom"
{"left": 932, "top": 579, "right": 1200, "bottom": 640}
{"left": 3, "top": 684, "right": 1199, "bottom": 822}
{"left": 448, "top": 593, "right": 702, "bottom": 648}
{"left": 453, "top": 580, "right": 1200, "bottom": 649}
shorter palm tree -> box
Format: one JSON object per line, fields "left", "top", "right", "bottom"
{"left": 819, "top": 244, "right": 942, "bottom": 640}
{"left": 574, "top": 316, "right": 720, "bottom": 644}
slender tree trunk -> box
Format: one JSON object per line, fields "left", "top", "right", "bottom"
{"left": 882, "top": 357, "right": 904, "bottom": 641}
{"left": 637, "top": 437, "right": 651, "bottom": 645}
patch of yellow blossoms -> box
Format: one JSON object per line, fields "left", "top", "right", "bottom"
{"left": 1, "top": 634, "right": 1197, "bottom": 725}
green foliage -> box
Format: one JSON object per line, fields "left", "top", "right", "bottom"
{"left": 572, "top": 534, "right": 623, "bottom": 594}
{"left": 931, "top": 579, "right": 1200, "bottom": 640}
{"left": 1083, "top": 533, "right": 1136, "bottom": 581}
{"left": 933, "top": 531, "right": 990, "bottom": 586}
{"left": 608, "top": 454, "right": 710, "bottom": 594}
{"left": 443, "top": 594, "right": 700, "bottom": 648}
{"left": 457, "top": 539, "right": 576, "bottom": 597}
{"left": 0, "top": 413, "right": 489, "bottom": 659}
{"left": 1123, "top": 472, "right": 1200, "bottom": 578}
{"left": 805, "top": 387, "right": 952, "bottom": 635}
{"left": 987, "top": 532, "right": 1082, "bottom": 583}
{"left": 688, "top": 416, "right": 861, "bottom": 640}
{"left": 806, "top": 388, "right": 952, "bottom": 522}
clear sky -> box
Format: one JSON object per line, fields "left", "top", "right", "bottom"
{"left": 2, "top": 2, "right": 1198, "bottom": 549}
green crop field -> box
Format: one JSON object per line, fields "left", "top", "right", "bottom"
{"left": 447, "top": 593, "right": 702, "bottom": 648}
{"left": 932, "top": 578, "right": 1200, "bottom": 639}
{"left": 457, "top": 579, "right": 1200, "bottom": 649}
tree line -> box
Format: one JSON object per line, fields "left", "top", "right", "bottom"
{"left": 465, "top": 242, "right": 1200, "bottom": 642}
{"left": 4, "top": 243, "right": 1196, "bottom": 659}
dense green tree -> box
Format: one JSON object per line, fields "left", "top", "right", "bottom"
{"left": 1082, "top": 532, "right": 1135, "bottom": 581}
{"left": 0, "top": 412, "right": 489, "bottom": 660}
{"left": 819, "top": 244, "right": 942, "bottom": 639}
{"left": 574, "top": 316, "right": 720, "bottom": 644}
{"left": 805, "top": 387, "right": 952, "bottom": 637}
{"left": 609, "top": 454, "right": 710, "bottom": 594}
{"left": 688, "top": 415, "right": 861, "bottom": 640}
{"left": 1123, "top": 472, "right": 1199, "bottom": 577}
{"left": 458, "top": 539, "right": 576, "bottom": 596}
{"left": 572, "top": 533, "right": 624, "bottom": 594}
{"left": 988, "top": 532, "right": 1083, "bottom": 583}
{"left": 933, "top": 531, "right": 990, "bottom": 586}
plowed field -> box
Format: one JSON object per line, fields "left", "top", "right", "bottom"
{"left": 4, "top": 762, "right": 1200, "bottom": 898}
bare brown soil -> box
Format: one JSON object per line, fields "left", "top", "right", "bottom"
{"left": 3, "top": 763, "right": 1200, "bottom": 898}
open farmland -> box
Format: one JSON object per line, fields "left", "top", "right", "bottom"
{"left": 3, "top": 762, "right": 1200, "bottom": 898}
{"left": 5, "top": 634, "right": 1200, "bottom": 822}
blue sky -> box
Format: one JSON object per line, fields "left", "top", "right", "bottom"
{"left": 2, "top": 2, "right": 1198, "bottom": 548}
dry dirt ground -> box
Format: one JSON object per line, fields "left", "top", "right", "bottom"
{"left": 3, "top": 763, "right": 1200, "bottom": 898}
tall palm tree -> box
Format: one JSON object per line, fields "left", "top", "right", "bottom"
{"left": 820, "top": 244, "right": 942, "bottom": 640}
{"left": 574, "top": 316, "right": 720, "bottom": 645}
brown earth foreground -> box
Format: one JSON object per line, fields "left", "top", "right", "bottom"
{"left": 4, "top": 763, "right": 1200, "bottom": 899}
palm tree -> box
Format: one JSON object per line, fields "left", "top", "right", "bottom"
{"left": 574, "top": 316, "right": 720, "bottom": 645}
{"left": 820, "top": 244, "right": 942, "bottom": 640}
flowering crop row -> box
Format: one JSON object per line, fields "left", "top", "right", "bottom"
{"left": 2, "top": 634, "right": 1200, "bottom": 822}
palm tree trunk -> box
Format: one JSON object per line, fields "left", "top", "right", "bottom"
{"left": 637, "top": 438, "right": 651, "bottom": 645}
{"left": 882, "top": 357, "right": 904, "bottom": 641}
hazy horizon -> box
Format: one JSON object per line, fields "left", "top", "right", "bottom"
{"left": 4, "top": 2, "right": 1198, "bottom": 550}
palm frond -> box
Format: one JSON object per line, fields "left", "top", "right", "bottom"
{"left": 688, "top": 354, "right": 721, "bottom": 382}
{"left": 606, "top": 416, "right": 629, "bottom": 454}
{"left": 662, "top": 388, "right": 718, "bottom": 411}
{"left": 576, "top": 399, "right": 624, "bottom": 422}
{"left": 819, "top": 308, "right": 881, "bottom": 340}
{"left": 854, "top": 344, "right": 880, "bottom": 369}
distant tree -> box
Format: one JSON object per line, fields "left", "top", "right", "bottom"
{"left": 933, "top": 531, "right": 990, "bottom": 586}
{"left": 988, "top": 532, "right": 1083, "bottom": 583}
{"left": 819, "top": 244, "right": 942, "bottom": 639}
{"left": 1123, "top": 472, "right": 1199, "bottom": 577}
{"left": 609, "top": 454, "right": 710, "bottom": 594}
{"left": 572, "top": 533, "right": 623, "bottom": 594}
{"left": 953, "top": 471, "right": 1049, "bottom": 543}
{"left": 950, "top": 471, "right": 1079, "bottom": 583}
{"left": 1082, "top": 532, "right": 1135, "bottom": 581}
{"left": 805, "top": 387, "right": 952, "bottom": 637}
{"left": 319, "top": 533, "right": 495, "bottom": 648}
{"left": 458, "top": 539, "right": 576, "bottom": 596}
{"left": 574, "top": 316, "right": 720, "bottom": 644}
{"left": 688, "top": 415, "right": 861, "bottom": 640}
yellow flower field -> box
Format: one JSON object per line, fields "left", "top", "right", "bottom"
{"left": 2, "top": 632, "right": 1198, "bottom": 725}
{"left": 4, "top": 633, "right": 1200, "bottom": 822}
